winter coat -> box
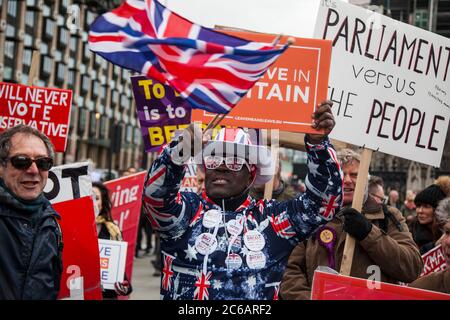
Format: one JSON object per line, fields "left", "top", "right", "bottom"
{"left": 280, "top": 205, "right": 423, "bottom": 300}
{"left": 409, "top": 269, "right": 450, "bottom": 294}
{"left": 408, "top": 218, "right": 440, "bottom": 254}
{"left": 143, "top": 137, "right": 342, "bottom": 300}
{"left": 0, "top": 180, "right": 63, "bottom": 300}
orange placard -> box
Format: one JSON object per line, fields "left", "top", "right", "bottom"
{"left": 192, "top": 31, "right": 332, "bottom": 133}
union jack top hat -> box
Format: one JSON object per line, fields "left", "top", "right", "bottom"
{"left": 203, "top": 128, "right": 274, "bottom": 186}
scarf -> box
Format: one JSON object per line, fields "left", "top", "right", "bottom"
{"left": 96, "top": 215, "right": 122, "bottom": 241}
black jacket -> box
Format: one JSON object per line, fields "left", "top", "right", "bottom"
{"left": 0, "top": 180, "right": 63, "bottom": 300}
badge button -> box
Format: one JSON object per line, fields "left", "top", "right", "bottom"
{"left": 202, "top": 209, "right": 222, "bottom": 229}
{"left": 195, "top": 232, "right": 218, "bottom": 255}
{"left": 226, "top": 219, "right": 243, "bottom": 236}
{"left": 243, "top": 230, "right": 265, "bottom": 251}
{"left": 231, "top": 236, "right": 242, "bottom": 252}
{"left": 246, "top": 251, "right": 266, "bottom": 269}
{"left": 225, "top": 253, "right": 243, "bottom": 270}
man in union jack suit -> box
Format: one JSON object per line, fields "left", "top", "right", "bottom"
{"left": 143, "top": 101, "right": 343, "bottom": 300}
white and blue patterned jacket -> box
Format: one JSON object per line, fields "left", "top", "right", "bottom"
{"left": 143, "top": 137, "right": 343, "bottom": 300}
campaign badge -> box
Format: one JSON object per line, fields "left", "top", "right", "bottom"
{"left": 246, "top": 251, "right": 266, "bottom": 269}
{"left": 243, "top": 230, "right": 265, "bottom": 251}
{"left": 227, "top": 219, "right": 243, "bottom": 236}
{"left": 195, "top": 232, "right": 218, "bottom": 255}
{"left": 203, "top": 209, "right": 222, "bottom": 229}
{"left": 231, "top": 236, "right": 242, "bottom": 252}
{"left": 225, "top": 253, "right": 243, "bottom": 270}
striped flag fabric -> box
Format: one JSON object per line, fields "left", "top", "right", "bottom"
{"left": 88, "top": 0, "right": 290, "bottom": 114}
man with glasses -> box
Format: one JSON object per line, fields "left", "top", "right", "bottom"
{"left": 0, "top": 125, "right": 62, "bottom": 300}
{"left": 143, "top": 100, "right": 343, "bottom": 300}
{"left": 280, "top": 149, "right": 423, "bottom": 299}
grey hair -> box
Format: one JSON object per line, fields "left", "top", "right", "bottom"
{"left": 337, "top": 148, "right": 361, "bottom": 167}
{"left": 0, "top": 125, "right": 55, "bottom": 166}
{"left": 435, "top": 197, "right": 450, "bottom": 226}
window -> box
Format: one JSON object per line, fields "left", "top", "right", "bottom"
{"left": 25, "top": 10, "right": 35, "bottom": 27}
{"left": 81, "top": 75, "right": 90, "bottom": 95}
{"left": 58, "top": 27, "right": 69, "bottom": 48}
{"left": 44, "top": 18, "right": 55, "bottom": 40}
{"left": 23, "top": 49, "right": 32, "bottom": 67}
{"left": 134, "top": 128, "right": 141, "bottom": 145}
{"left": 92, "top": 81, "right": 99, "bottom": 99}
{"left": 67, "top": 70, "right": 75, "bottom": 87}
{"left": 40, "top": 42, "right": 48, "bottom": 55}
{"left": 82, "top": 43, "right": 90, "bottom": 62}
{"left": 5, "top": 41, "right": 15, "bottom": 59}
{"left": 7, "top": 1, "right": 17, "bottom": 17}
{"left": 125, "top": 125, "right": 133, "bottom": 143}
{"left": 41, "top": 56, "right": 52, "bottom": 76}
{"left": 56, "top": 63, "right": 66, "bottom": 83}
{"left": 112, "top": 91, "right": 119, "bottom": 104}
{"left": 89, "top": 112, "right": 98, "bottom": 136}
{"left": 99, "top": 116, "right": 107, "bottom": 139}
{"left": 120, "top": 94, "right": 128, "bottom": 111}
{"left": 5, "top": 25, "right": 15, "bottom": 38}
{"left": 24, "top": 34, "right": 32, "bottom": 47}
{"left": 70, "top": 38, "right": 77, "bottom": 52}
{"left": 78, "top": 108, "right": 87, "bottom": 136}
{"left": 42, "top": 5, "right": 51, "bottom": 17}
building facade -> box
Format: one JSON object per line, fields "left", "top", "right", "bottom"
{"left": 0, "top": 0, "right": 153, "bottom": 174}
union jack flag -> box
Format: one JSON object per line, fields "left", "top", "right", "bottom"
{"left": 270, "top": 212, "right": 296, "bottom": 239}
{"left": 88, "top": 0, "right": 289, "bottom": 114}
{"left": 194, "top": 271, "right": 212, "bottom": 300}
{"left": 319, "top": 194, "right": 341, "bottom": 220}
{"left": 161, "top": 253, "right": 175, "bottom": 291}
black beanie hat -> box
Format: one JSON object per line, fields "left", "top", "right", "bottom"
{"left": 415, "top": 176, "right": 450, "bottom": 208}
{"left": 414, "top": 184, "right": 446, "bottom": 208}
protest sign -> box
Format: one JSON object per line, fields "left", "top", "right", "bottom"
{"left": 104, "top": 172, "right": 147, "bottom": 286}
{"left": 420, "top": 244, "right": 446, "bottom": 277}
{"left": 130, "top": 76, "right": 191, "bottom": 152}
{"left": 192, "top": 31, "right": 332, "bottom": 134}
{"left": 45, "top": 162, "right": 102, "bottom": 300}
{"left": 0, "top": 82, "right": 72, "bottom": 152}
{"left": 98, "top": 239, "right": 128, "bottom": 290}
{"left": 314, "top": 0, "right": 450, "bottom": 167}
{"left": 311, "top": 269, "right": 450, "bottom": 300}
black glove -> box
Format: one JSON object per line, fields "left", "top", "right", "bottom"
{"left": 342, "top": 208, "right": 372, "bottom": 241}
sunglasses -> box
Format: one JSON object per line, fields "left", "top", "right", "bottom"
{"left": 204, "top": 156, "right": 250, "bottom": 172}
{"left": 7, "top": 155, "right": 53, "bottom": 171}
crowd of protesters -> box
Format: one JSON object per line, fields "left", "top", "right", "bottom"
{"left": 1, "top": 120, "right": 450, "bottom": 300}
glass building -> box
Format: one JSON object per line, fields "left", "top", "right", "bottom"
{"left": 0, "top": 0, "right": 151, "bottom": 173}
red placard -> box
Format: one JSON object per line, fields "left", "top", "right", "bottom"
{"left": 104, "top": 172, "right": 147, "bottom": 289}
{"left": 420, "top": 245, "right": 446, "bottom": 277}
{"left": 54, "top": 196, "right": 102, "bottom": 300}
{"left": 192, "top": 32, "right": 331, "bottom": 134}
{"left": 311, "top": 270, "right": 450, "bottom": 300}
{"left": 0, "top": 82, "right": 72, "bottom": 152}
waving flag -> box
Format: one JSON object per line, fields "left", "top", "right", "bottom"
{"left": 88, "top": 0, "right": 290, "bottom": 114}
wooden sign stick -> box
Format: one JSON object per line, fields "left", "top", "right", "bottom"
{"left": 263, "top": 129, "right": 279, "bottom": 200}
{"left": 339, "top": 148, "right": 373, "bottom": 276}
{"left": 27, "top": 50, "right": 40, "bottom": 86}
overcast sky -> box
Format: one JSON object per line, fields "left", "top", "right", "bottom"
{"left": 165, "top": 0, "right": 348, "bottom": 38}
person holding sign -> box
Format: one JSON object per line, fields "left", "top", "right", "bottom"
{"left": 280, "top": 150, "right": 423, "bottom": 300}
{"left": 93, "top": 182, "right": 132, "bottom": 299}
{"left": 410, "top": 197, "right": 450, "bottom": 294}
{"left": 143, "top": 101, "right": 342, "bottom": 300}
{"left": 0, "top": 125, "right": 62, "bottom": 300}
